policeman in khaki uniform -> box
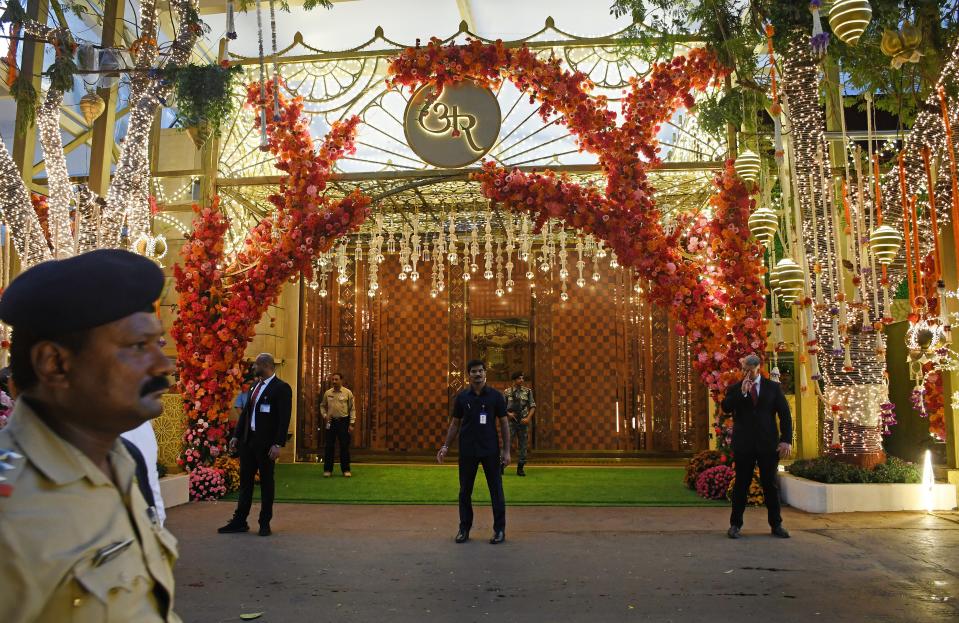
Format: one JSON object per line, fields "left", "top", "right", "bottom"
{"left": 503, "top": 371, "right": 535, "bottom": 476}
{"left": 0, "top": 249, "right": 181, "bottom": 622}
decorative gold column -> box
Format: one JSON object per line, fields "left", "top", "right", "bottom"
{"left": 156, "top": 394, "right": 187, "bottom": 472}
{"left": 87, "top": 0, "right": 126, "bottom": 196}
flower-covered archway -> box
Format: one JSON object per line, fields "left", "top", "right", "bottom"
{"left": 387, "top": 39, "right": 766, "bottom": 393}
{"left": 174, "top": 39, "right": 768, "bottom": 480}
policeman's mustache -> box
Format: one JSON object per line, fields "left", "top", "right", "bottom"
{"left": 140, "top": 376, "right": 171, "bottom": 397}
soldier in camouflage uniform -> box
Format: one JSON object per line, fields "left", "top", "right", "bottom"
{"left": 503, "top": 372, "right": 536, "bottom": 476}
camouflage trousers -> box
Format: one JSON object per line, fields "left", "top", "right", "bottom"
{"left": 509, "top": 419, "right": 529, "bottom": 465}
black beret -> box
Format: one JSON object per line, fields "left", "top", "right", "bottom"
{"left": 0, "top": 249, "right": 164, "bottom": 333}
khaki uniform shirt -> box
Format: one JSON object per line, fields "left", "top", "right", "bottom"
{"left": 504, "top": 386, "right": 536, "bottom": 422}
{"left": 320, "top": 387, "right": 355, "bottom": 424}
{"left": 0, "top": 400, "right": 181, "bottom": 623}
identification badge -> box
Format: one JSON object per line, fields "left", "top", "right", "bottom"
{"left": 479, "top": 411, "right": 488, "bottom": 425}
{"left": 260, "top": 404, "right": 271, "bottom": 413}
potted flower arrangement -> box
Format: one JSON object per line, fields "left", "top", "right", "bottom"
{"left": 165, "top": 62, "right": 243, "bottom": 149}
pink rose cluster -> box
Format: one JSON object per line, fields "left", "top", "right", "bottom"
{"left": 695, "top": 464, "right": 735, "bottom": 500}
{"left": 189, "top": 465, "right": 227, "bottom": 501}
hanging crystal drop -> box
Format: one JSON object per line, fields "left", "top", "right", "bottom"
{"left": 576, "top": 237, "right": 586, "bottom": 287}
{"left": 447, "top": 214, "right": 459, "bottom": 265}
{"left": 495, "top": 241, "right": 504, "bottom": 297}
{"left": 558, "top": 228, "right": 569, "bottom": 280}
{"left": 470, "top": 223, "right": 479, "bottom": 273}
{"left": 483, "top": 210, "right": 494, "bottom": 280}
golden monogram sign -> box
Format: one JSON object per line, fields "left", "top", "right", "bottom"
{"left": 404, "top": 82, "right": 501, "bottom": 168}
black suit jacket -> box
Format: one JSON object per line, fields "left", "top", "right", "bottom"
{"left": 720, "top": 377, "right": 792, "bottom": 454}
{"left": 234, "top": 376, "right": 293, "bottom": 447}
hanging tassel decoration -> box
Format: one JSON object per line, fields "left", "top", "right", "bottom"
{"left": 5, "top": 23, "right": 20, "bottom": 87}
{"left": 224, "top": 0, "right": 237, "bottom": 57}
{"left": 226, "top": 0, "right": 237, "bottom": 39}
{"left": 766, "top": 24, "right": 785, "bottom": 164}
{"left": 254, "top": 0, "right": 269, "bottom": 150}
{"left": 939, "top": 87, "right": 959, "bottom": 284}
{"left": 268, "top": 0, "right": 280, "bottom": 122}
{"left": 772, "top": 115, "right": 784, "bottom": 165}
{"left": 809, "top": 1, "right": 829, "bottom": 58}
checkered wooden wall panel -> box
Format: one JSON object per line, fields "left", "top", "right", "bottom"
{"left": 548, "top": 267, "right": 624, "bottom": 450}
{"left": 469, "top": 272, "right": 533, "bottom": 318}
{"left": 375, "top": 258, "right": 450, "bottom": 451}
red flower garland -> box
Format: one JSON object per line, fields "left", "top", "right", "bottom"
{"left": 172, "top": 82, "right": 371, "bottom": 469}
{"left": 390, "top": 40, "right": 765, "bottom": 394}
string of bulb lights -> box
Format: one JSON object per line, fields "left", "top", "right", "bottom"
{"left": 0, "top": 0, "right": 201, "bottom": 269}
{"left": 781, "top": 35, "right": 891, "bottom": 458}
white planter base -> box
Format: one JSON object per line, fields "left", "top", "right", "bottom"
{"left": 779, "top": 473, "right": 957, "bottom": 514}
{"left": 159, "top": 474, "right": 190, "bottom": 509}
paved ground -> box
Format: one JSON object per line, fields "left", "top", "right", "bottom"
{"left": 168, "top": 502, "right": 959, "bottom": 623}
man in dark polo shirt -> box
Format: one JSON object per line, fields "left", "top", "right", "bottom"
{"left": 436, "top": 359, "right": 510, "bottom": 544}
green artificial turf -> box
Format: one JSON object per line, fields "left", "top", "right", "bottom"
{"left": 223, "top": 464, "right": 728, "bottom": 507}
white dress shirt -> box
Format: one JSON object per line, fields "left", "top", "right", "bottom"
{"left": 120, "top": 421, "right": 166, "bottom": 526}
{"left": 250, "top": 374, "right": 276, "bottom": 432}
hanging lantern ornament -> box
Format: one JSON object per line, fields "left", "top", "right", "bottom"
{"left": 772, "top": 258, "right": 805, "bottom": 304}
{"left": 768, "top": 264, "right": 780, "bottom": 294}
{"left": 870, "top": 224, "right": 903, "bottom": 265}
{"left": 79, "top": 91, "right": 106, "bottom": 125}
{"left": 880, "top": 21, "right": 923, "bottom": 69}
{"left": 828, "top": 0, "right": 872, "bottom": 46}
{"left": 734, "top": 149, "right": 761, "bottom": 183}
{"left": 748, "top": 205, "right": 779, "bottom": 246}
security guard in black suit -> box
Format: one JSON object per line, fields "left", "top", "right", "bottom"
{"left": 721, "top": 354, "right": 793, "bottom": 539}
{"left": 437, "top": 359, "right": 510, "bottom": 545}
{"left": 218, "top": 352, "right": 292, "bottom": 536}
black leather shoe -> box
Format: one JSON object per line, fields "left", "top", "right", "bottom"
{"left": 258, "top": 524, "right": 272, "bottom": 537}
{"left": 455, "top": 529, "right": 470, "bottom": 543}
{"left": 727, "top": 525, "right": 741, "bottom": 539}
{"left": 489, "top": 531, "right": 506, "bottom": 544}
{"left": 517, "top": 466, "right": 526, "bottom": 477}
{"left": 217, "top": 521, "right": 249, "bottom": 534}
{"left": 771, "top": 525, "right": 791, "bottom": 538}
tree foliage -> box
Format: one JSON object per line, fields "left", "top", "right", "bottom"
{"left": 611, "top": 0, "right": 959, "bottom": 136}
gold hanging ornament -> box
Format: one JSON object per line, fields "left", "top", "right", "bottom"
{"left": 748, "top": 205, "right": 779, "bottom": 246}
{"left": 768, "top": 265, "right": 780, "bottom": 294}
{"left": 772, "top": 258, "right": 805, "bottom": 304}
{"left": 880, "top": 21, "right": 923, "bottom": 69}
{"left": 828, "top": 0, "right": 872, "bottom": 46}
{"left": 869, "top": 224, "right": 903, "bottom": 265}
{"left": 79, "top": 91, "right": 106, "bottom": 125}
{"left": 734, "top": 149, "right": 761, "bottom": 183}
{"left": 132, "top": 232, "right": 169, "bottom": 266}
{"left": 186, "top": 119, "right": 213, "bottom": 150}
